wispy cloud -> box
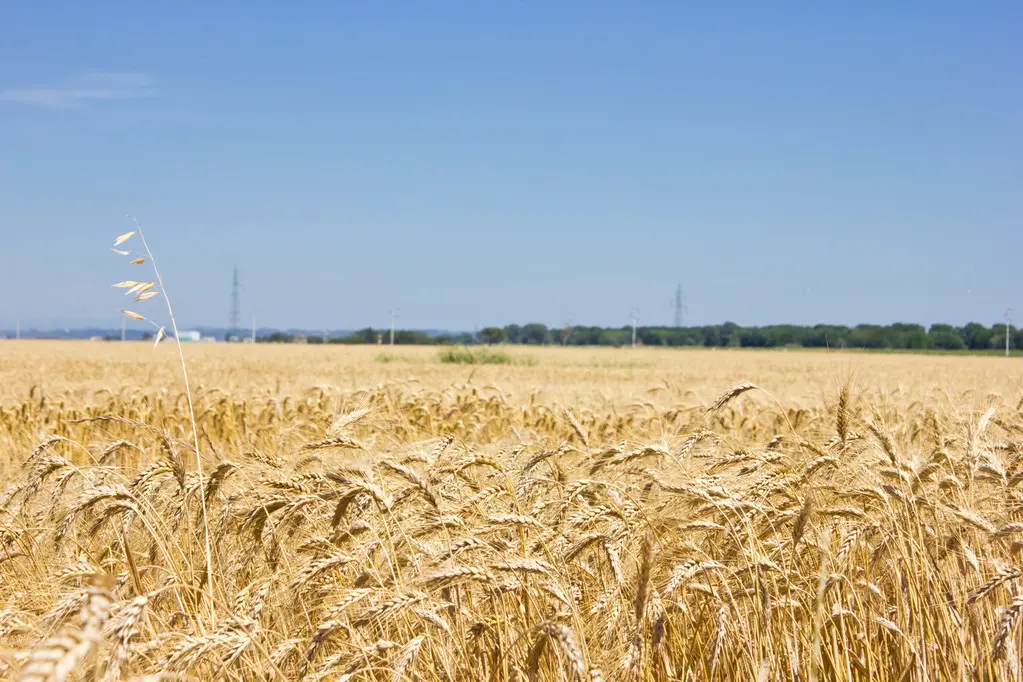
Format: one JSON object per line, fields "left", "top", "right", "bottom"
{"left": 0, "top": 72, "right": 155, "bottom": 108}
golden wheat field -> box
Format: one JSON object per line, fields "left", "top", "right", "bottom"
{"left": 2, "top": 340, "right": 1023, "bottom": 681}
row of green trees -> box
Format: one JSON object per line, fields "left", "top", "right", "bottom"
{"left": 257, "top": 321, "right": 1023, "bottom": 351}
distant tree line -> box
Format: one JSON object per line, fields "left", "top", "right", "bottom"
{"left": 259, "top": 329, "right": 479, "bottom": 345}
{"left": 256, "top": 321, "right": 1023, "bottom": 351}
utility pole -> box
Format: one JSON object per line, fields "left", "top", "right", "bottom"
{"left": 673, "top": 283, "right": 687, "bottom": 328}
{"left": 630, "top": 310, "right": 639, "bottom": 349}
{"left": 1007, "top": 309, "right": 1013, "bottom": 357}
{"left": 389, "top": 309, "right": 399, "bottom": 346}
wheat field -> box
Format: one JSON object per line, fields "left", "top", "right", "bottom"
{"left": 2, "top": 340, "right": 1023, "bottom": 681}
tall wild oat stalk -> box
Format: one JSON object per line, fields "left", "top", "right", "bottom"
{"left": 111, "top": 217, "right": 215, "bottom": 622}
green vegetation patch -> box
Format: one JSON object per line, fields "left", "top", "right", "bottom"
{"left": 437, "top": 346, "right": 536, "bottom": 366}
{"left": 375, "top": 352, "right": 426, "bottom": 364}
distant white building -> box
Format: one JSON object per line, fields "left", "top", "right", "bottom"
{"left": 177, "top": 330, "right": 201, "bottom": 342}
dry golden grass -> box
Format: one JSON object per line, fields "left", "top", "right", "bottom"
{"left": 2, "top": 340, "right": 1023, "bottom": 680}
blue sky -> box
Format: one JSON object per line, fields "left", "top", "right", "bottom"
{"left": 1, "top": 3, "right": 1020, "bottom": 331}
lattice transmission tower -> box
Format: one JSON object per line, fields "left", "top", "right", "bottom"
{"left": 228, "top": 266, "right": 241, "bottom": 341}
{"left": 673, "top": 282, "right": 687, "bottom": 327}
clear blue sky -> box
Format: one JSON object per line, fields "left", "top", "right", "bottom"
{"left": 1, "top": 3, "right": 1020, "bottom": 331}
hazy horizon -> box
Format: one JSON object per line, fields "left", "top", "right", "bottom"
{"left": 0, "top": 314, "right": 1018, "bottom": 336}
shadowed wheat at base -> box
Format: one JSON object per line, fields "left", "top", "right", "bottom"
{"left": 2, "top": 336, "right": 1023, "bottom": 680}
